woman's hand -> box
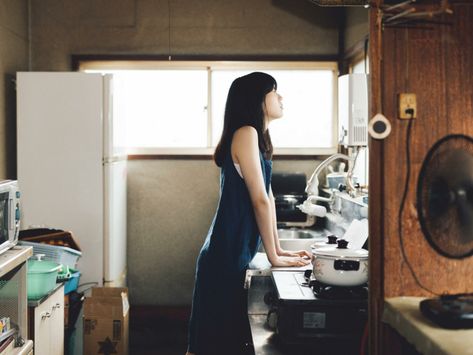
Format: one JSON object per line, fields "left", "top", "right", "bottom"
{"left": 270, "top": 255, "right": 311, "bottom": 267}
{"left": 278, "top": 248, "right": 312, "bottom": 259}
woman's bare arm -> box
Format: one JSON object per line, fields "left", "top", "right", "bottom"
{"left": 232, "top": 126, "right": 309, "bottom": 267}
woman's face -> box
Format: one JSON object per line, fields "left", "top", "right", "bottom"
{"left": 263, "top": 88, "right": 283, "bottom": 123}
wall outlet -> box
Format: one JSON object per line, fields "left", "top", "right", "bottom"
{"left": 398, "top": 93, "right": 417, "bottom": 119}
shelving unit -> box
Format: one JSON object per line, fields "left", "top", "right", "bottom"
{"left": 0, "top": 246, "right": 34, "bottom": 354}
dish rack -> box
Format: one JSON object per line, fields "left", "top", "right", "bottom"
{"left": 18, "top": 229, "right": 82, "bottom": 269}
{"left": 18, "top": 241, "right": 81, "bottom": 269}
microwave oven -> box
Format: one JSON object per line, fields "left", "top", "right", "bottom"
{"left": 0, "top": 180, "right": 20, "bottom": 255}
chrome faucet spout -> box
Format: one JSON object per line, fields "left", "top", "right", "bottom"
{"left": 305, "top": 153, "right": 355, "bottom": 197}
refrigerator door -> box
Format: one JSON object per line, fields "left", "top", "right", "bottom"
{"left": 103, "top": 159, "right": 127, "bottom": 286}
{"left": 17, "top": 72, "right": 104, "bottom": 286}
{"left": 103, "top": 74, "right": 127, "bottom": 160}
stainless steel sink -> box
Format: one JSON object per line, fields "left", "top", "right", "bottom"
{"left": 259, "top": 228, "right": 331, "bottom": 253}
{"left": 277, "top": 228, "right": 329, "bottom": 240}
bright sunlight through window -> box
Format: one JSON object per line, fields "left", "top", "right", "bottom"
{"left": 84, "top": 62, "right": 337, "bottom": 155}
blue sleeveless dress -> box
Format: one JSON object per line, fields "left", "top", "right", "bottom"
{"left": 188, "top": 148, "right": 272, "bottom": 355}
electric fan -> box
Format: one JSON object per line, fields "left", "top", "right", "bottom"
{"left": 416, "top": 134, "right": 473, "bottom": 328}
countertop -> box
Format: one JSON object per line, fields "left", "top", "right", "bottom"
{"left": 383, "top": 297, "right": 473, "bottom": 355}
{"left": 248, "top": 252, "right": 312, "bottom": 272}
{"left": 0, "top": 245, "right": 33, "bottom": 277}
{"left": 28, "top": 282, "right": 64, "bottom": 307}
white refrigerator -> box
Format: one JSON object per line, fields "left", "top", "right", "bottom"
{"left": 17, "top": 72, "right": 127, "bottom": 287}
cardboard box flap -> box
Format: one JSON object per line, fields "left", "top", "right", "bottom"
{"left": 85, "top": 287, "right": 129, "bottom": 318}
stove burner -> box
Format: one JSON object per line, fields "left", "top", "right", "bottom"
{"left": 311, "top": 280, "right": 368, "bottom": 300}
{"left": 303, "top": 269, "right": 368, "bottom": 300}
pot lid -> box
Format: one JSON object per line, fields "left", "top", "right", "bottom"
{"left": 314, "top": 239, "right": 368, "bottom": 259}
{"left": 27, "top": 259, "right": 61, "bottom": 274}
{"left": 311, "top": 235, "right": 339, "bottom": 249}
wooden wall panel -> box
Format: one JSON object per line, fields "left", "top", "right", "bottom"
{"left": 369, "top": 0, "right": 473, "bottom": 354}
{"left": 445, "top": 5, "right": 473, "bottom": 134}
{"left": 368, "top": 3, "right": 384, "bottom": 354}
{"left": 370, "top": 2, "right": 473, "bottom": 353}
{"left": 370, "top": 3, "right": 473, "bottom": 297}
{"left": 380, "top": 3, "right": 473, "bottom": 298}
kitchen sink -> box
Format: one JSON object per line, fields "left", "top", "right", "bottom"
{"left": 277, "top": 228, "right": 328, "bottom": 240}
{"left": 259, "top": 228, "right": 331, "bottom": 253}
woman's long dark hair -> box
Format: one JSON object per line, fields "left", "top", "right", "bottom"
{"left": 214, "top": 72, "right": 276, "bottom": 167}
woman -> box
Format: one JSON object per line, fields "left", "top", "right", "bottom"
{"left": 186, "top": 72, "right": 311, "bottom": 355}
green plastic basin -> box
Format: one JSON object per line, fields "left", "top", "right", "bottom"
{"left": 27, "top": 259, "right": 61, "bottom": 300}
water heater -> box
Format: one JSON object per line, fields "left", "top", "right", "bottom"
{"left": 338, "top": 73, "right": 369, "bottom": 147}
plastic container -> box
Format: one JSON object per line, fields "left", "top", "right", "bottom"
{"left": 326, "top": 173, "right": 358, "bottom": 189}
{"left": 19, "top": 241, "right": 81, "bottom": 269}
{"left": 19, "top": 228, "right": 81, "bottom": 251}
{"left": 62, "top": 270, "right": 81, "bottom": 295}
{"left": 27, "top": 256, "right": 61, "bottom": 299}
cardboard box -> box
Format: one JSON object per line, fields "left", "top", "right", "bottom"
{"left": 83, "top": 287, "right": 129, "bottom": 355}
{"left": 64, "top": 294, "right": 69, "bottom": 328}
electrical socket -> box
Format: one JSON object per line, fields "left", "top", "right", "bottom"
{"left": 398, "top": 93, "right": 417, "bottom": 119}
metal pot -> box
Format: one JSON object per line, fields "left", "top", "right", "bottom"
{"left": 312, "top": 239, "right": 368, "bottom": 287}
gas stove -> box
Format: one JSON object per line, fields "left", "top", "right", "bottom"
{"left": 269, "top": 270, "right": 368, "bottom": 350}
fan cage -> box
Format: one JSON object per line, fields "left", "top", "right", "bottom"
{"left": 416, "top": 134, "right": 473, "bottom": 259}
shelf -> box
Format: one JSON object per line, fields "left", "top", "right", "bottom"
{"left": 0, "top": 328, "right": 17, "bottom": 345}
{"left": 12, "top": 339, "right": 33, "bottom": 355}
{"left": 0, "top": 337, "right": 33, "bottom": 355}
{"left": 384, "top": 297, "right": 473, "bottom": 355}
{"left": 0, "top": 246, "right": 33, "bottom": 278}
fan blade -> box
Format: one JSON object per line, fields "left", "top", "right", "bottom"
{"left": 437, "top": 150, "right": 473, "bottom": 186}
{"left": 428, "top": 177, "right": 454, "bottom": 218}
{"left": 417, "top": 135, "right": 473, "bottom": 258}
{"left": 454, "top": 182, "right": 473, "bottom": 243}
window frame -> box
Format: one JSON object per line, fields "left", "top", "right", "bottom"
{"left": 79, "top": 60, "right": 339, "bottom": 156}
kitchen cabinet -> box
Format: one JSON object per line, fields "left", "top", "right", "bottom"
{"left": 0, "top": 246, "right": 34, "bottom": 354}
{"left": 28, "top": 285, "right": 64, "bottom": 355}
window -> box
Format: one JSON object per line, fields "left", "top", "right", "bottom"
{"left": 113, "top": 70, "right": 208, "bottom": 149}
{"left": 82, "top": 61, "right": 338, "bottom": 155}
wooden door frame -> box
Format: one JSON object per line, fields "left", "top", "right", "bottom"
{"left": 368, "top": 1, "right": 384, "bottom": 354}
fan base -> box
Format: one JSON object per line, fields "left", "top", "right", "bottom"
{"left": 420, "top": 295, "right": 473, "bottom": 329}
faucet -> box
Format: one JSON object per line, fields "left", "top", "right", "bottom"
{"left": 297, "top": 152, "right": 357, "bottom": 216}
{"left": 306, "top": 153, "right": 356, "bottom": 197}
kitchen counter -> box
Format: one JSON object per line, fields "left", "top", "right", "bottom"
{"left": 248, "top": 314, "right": 285, "bottom": 355}
{"left": 247, "top": 253, "right": 312, "bottom": 355}
{"left": 383, "top": 297, "right": 473, "bottom": 355}
{"left": 248, "top": 252, "right": 311, "bottom": 274}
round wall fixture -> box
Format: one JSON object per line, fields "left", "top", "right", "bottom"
{"left": 368, "top": 113, "right": 392, "bottom": 140}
